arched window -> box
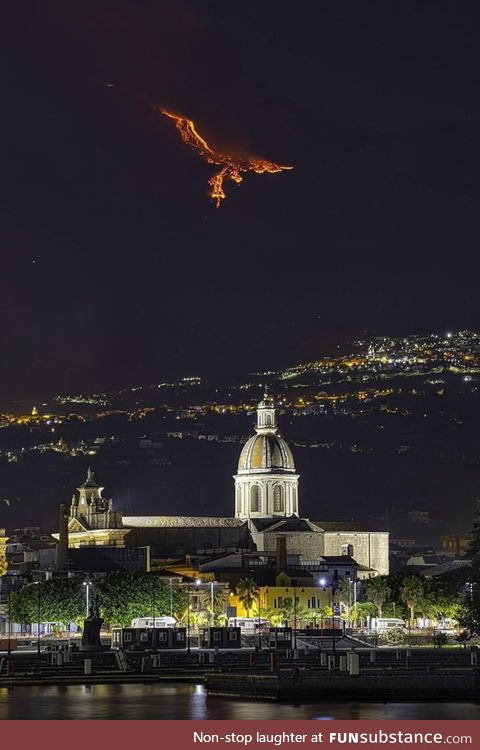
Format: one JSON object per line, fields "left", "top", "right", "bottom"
{"left": 250, "top": 485, "right": 261, "bottom": 513}
{"left": 273, "top": 485, "right": 284, "bottom": 513}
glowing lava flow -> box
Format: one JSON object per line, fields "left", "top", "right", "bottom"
{"left": 157, "top": 108, "right": 293, "bottom": 207}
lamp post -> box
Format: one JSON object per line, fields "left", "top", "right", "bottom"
{"left": 348, "top": 579, "right": 352, "bottom": 629}
{"left": 82, "top": 580, "right": 92, "bottom": 617}
{"left": 169, "top": 577, "right": 173, "bottom": 619}
{"left": 7, "top": 589, "right": 11, "bottom": 656}
{"left": 186, "top": 580, "right": 191, "bottom": 654}
{"left": 293, "top": 586, "right": 297, "bottom": 652}
{"left": 210, "top": 580, "right": 214, "bottom": 627}
{"left": 151, "top": 575, "right": 157, "bottom": 651}
{"left": 353, "top": 579, "right": 357, "bottom": 629}
{"left": 34, "top": 582, "right": 41, "bottom": 659}
{"left": 328, "top": 585, "right": 337, "bottom": 655}
{"left": 348, "top": 578, "right": 357, "bottom": 630}
{"left": 257, "top": 590, "right": 261, "bottom": 651}
{"left": 319, "top": 577, "right": 326, "bottom": 636}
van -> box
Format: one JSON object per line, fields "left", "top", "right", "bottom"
{"left": 131, "top": 616, "right": 177, "bottom": 629}
{"left": 370, "top": 617, "right": 406, "bottom": 633}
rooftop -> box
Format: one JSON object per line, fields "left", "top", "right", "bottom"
{"left": 123, "top": 516, "right": 245, "bottom": 528}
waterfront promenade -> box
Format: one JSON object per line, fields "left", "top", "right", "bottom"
{"left": 1, "top": 647, "right": 479, "bottom": 701}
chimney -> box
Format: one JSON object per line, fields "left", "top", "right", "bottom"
{"left": 276, "top": 535, "right": 287, "bottom": 575}
{"left": 57, "top": 503, "right": 69, "bottom": 570}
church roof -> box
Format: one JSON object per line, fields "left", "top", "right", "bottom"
{"left": 249, "top": 516, "right": 315, "bottom": 533}
{"left": 122, "top": 516, "right": 246, "bottom": 528}
{"left": 238, "top": 433, "right": 295, "bottom": 473}
{"left": 263, "top": 518, "right": 313, "bottom": 532}
{"left": 311, "top": 520, "right": 385, "bottom": 533}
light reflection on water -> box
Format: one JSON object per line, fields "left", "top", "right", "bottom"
{"left": 0, "top": 684, "right": 479, "bottom": 720}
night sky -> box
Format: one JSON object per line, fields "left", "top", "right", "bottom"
{"left": 1, "top": 1, "right": 479, "bottom": 401}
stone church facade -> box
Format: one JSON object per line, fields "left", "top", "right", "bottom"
{"left": 57, "top": 394, "right": 389, "bottom": 576}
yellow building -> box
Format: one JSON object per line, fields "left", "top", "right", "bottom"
{"left": 0, "top": 528, "right": 8, "bottom": 577}
{"left": 229, "top": 571, "right": 331, "bottom": 622}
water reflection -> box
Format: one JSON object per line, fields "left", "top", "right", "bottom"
{"left": 0, "top": 684, "right": 479, "bottom": 720}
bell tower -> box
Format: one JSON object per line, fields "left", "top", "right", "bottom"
{"left": 69, "top": 468, "right": 123, "bottom": 530}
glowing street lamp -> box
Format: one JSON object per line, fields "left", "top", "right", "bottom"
{"left": 82, "top": 580, "right": 92, "bottom": 617}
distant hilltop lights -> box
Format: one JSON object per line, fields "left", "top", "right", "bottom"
{"left": 1, "top": 331, "right": 479, "bottom": 443}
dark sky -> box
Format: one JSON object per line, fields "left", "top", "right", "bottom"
{"left": 1, "top": 0, "right": 479, "bottom": 400}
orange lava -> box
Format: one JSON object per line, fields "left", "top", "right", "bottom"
{"left": 158, "top": 108, "right": 293, "bottom": 207}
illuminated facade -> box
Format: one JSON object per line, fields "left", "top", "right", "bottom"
{"left": 64, "top": 468, "right": 128, "bottom": 549}
{"left": 0, "top": 529, "right": 8, "bottom": 576}
{"left": 234, "top": 393, "right": 299, "bottom": 520}
{"left": 52, "top": 399, "right": 389, "bottom": 577}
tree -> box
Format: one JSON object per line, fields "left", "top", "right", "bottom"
{"left": 352, "top": 601, "right": 376, "bottom": 628}
{"left": 429, "top": 594, "right": 462, "bottom": 625}
{"left": 235, "top": 578, "right": 258, "bottom": 617}
{"left": 95, "top": 572, "right": 187, "bottom": 627}
{"left": 467, "top": 497, "right": 480, "bottom": 561}
{"left": 303, "top": 606, "right": 332, "bottom": 629}
{"left": 365, "top": 576, "right": 391, "bottom": 618}
{"left": 400, "top": 575, "right": 425, "bottom": 626}
{"left": 199, "top": 585, "right": 229, "bottom": 625}
{"left": 457, "top": 580, "right": 480, "bottom": 638}
{"left": 251, "top": 603, "right": 274, "bottom": 623}
{"left": 336, "top": 578, "right": 354, "bottom": 622}
{"left": 10, "top": 578, "right": 85, "bottom": 626}
{"left": 456, "top": 500, "right": 480, "bottom": 636}
{"left": 183, "top": 610, "right": 208, "bottom": 629}
{"left": 276, "top": 597, "right": 308, "bottom": 627}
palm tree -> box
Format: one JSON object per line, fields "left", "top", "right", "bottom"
{"left": 235, "top": 577, "right": 258, "bottom": 617}
{"left": 180, "top": 607, "right": 208, "bottom": 630}
{"left": 336, "top": 578, "right": 355, "bottom": 625}
{"left": 304, "top": 606, "right": 332, "bottom": 630}
{"left": 365, "top": 576, "right": 391, "bottom": 618}
{"left": 353, "top": 601, "right": 376, "bottom": 628}
{"left": 251, "top": 603, "right": 274, "bottom": 623}
{"left": 400, "top": 576, "right": 424, "bottom": 626}
{"left": 277, "top": 598, "right": 309, "bottom": 627}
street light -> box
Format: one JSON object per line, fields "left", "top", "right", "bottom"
{"left": 34, "top": 581, "right": 41, "bottom": 659}
{"left": 293, "top": 586, "right": 297, "bottom": 652}
{"left": 210, "top": 580, "right": 215, "bottom": 627}
{"left": 186, "top": 580, "right": 193, "bottom": 654}
{"left": 169, "top": 577, "right": 173, "bottom": 619}
{"left": 151, "top": 576, "right": 156, "bottom": 651}
{"left": 322, "top": 583, "right": 337, "bottom": 654}
{"left": 82, "top": 580, "right": 92, "bottom": 617}
{"left": 349, "top": 578, "right": 358, "bottom": 630}
{"left": 257, "top": 589, "right": 262, "bottom": 651}
{"left": 7, "top": 590, "right": 11, "bottom": 657}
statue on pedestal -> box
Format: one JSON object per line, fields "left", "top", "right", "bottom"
{"left": 80, "top": 594, "right": 104, "bottom": 652}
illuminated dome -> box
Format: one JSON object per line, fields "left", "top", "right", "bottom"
{"left": 234, "top": 391, "right": 300, "bottom": 520}
{"left": 238, "top": 433, "right": 295, "bottom": 473}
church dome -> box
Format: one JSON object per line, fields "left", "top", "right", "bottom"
{"left": 238, "top": 432, "right": 295, "bottom": 473}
